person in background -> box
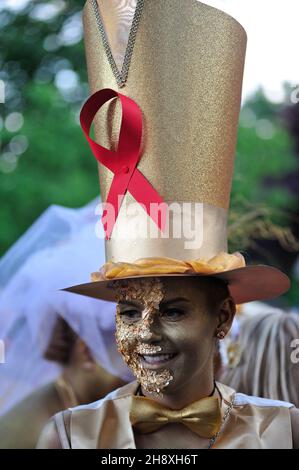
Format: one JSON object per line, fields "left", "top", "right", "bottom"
{"left": 0, "top": 199, "right": 133, "bottom": 448}
{"left": 220, "top": 309, "right": 299, "bottom": 408}
{"left": 0, "top": 314, "right": 127, "bottom": 449}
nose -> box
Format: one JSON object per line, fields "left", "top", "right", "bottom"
{"left": 137, "top": 311, "right": 162, "bottom": 342}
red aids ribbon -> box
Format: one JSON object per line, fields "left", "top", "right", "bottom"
{"left": 80, "top": 88, "right": 166, "bottom": 240}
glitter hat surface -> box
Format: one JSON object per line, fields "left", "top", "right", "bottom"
{"left": 65, "top": 0, "right": 290, "bottom": 304}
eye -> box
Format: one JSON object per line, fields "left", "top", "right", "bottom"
{"left": 161, "top": 308, "right": 185, "bottom": 321}
{"left": 119, "top": 309, "right": 141, "bottom": 323}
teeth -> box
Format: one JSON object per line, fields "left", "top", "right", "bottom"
{"left": 142, "top": 354, "right": 175, "bottom": 364}
{"left": 138, "top": 347, "right": 162, "bottom": 355}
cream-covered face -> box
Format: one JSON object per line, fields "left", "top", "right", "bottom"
{"left": 114, "top": 277, "right": 235, "bottom": 397}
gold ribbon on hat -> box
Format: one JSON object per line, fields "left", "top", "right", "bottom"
{"left": 92, "top": 252, "right": 246, "bottom": 281}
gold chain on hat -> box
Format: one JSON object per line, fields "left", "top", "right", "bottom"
{"left": 91, "top": 0, "right": 145, "bottom": 88}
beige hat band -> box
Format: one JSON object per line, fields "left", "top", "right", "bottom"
{"left": 105, "top": 201, "right": 228, "bottom": 262}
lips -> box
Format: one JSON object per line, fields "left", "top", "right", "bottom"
{"left": 139, "top": 352, "right": 178, "bottom": 368}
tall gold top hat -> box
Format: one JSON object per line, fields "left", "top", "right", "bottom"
{"left": 66, "top": 0, "right": 290, "bottom": 303}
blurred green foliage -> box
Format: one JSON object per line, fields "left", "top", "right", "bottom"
{"left": 229, "top": 88, "right": 298, "bottom": 253}
{"left": 0, "top": 0, "right": 99, "bottom": 254}
{"left": 0, "top": 1, "right": 298, "bottom": 305}
{"left": 0, "top": 81, "right": 99, "bottom": 249}
{"left": 232, "top": 88, "right": 297, "bottom": 217}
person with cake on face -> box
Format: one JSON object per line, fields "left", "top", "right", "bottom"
{"left": 36, "top": 0, "right": 299, "bottom": 448}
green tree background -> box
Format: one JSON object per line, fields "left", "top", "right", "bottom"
{"left": 0, "top": 1, "right": 298, "bottom": 305}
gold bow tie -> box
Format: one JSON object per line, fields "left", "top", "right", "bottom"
{"left": 130, "top": 395, "right": 222, "bottom": 438}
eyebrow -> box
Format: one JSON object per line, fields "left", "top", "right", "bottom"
{"left": 160, "top": 297, "right": 191, "bottom": 308}
{"left": 118, "top": 300, "right": 143, "bottom": 308}
{"left": 118, "top": 297, "right": 190, "bottom": 308}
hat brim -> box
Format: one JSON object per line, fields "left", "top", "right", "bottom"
{"left": 62, "top": 265, "right": 290, "bottom": 305}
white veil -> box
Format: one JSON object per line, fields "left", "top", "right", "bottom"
{"left": 0, "top": 198, "right": 133, "bottom": 416}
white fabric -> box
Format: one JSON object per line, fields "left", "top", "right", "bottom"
{"left": 234, "top": 393, "right": 294, "bottom": 408}
{"left": 240, "top": 301, "right": 284, "bottom": 319}
{"left": 0, "top": 198, "right": 133, "bottom": 417}
{"left": 0, "top": 199, "right": 98, "bottom": 291}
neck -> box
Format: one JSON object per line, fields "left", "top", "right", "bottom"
{"left": 141, "top": 368, "right": 216, "bottom": 409}
{"left": 62, "top": 365, "right": 125, "bottom": 405}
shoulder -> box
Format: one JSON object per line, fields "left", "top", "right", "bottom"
{"left": 36, "top": 417, "right": 62, "bottom": 449}
{"left": 68, "top": 381, "right": 137, "bottom": 414}
{"left": 36, "top": 409, "right": 72, "bottom": 449}
{"left": 218, "top": 382, "right": 294, "bottom": 409}
{"left": 232, "top": 392, "right": 296, "bottom": 449}
{"left": 0, "top": 383, "right": 61, "bottom": 449}
{"left": 53, "top": 383, "right": 137, "bottom": 449}
{"left": 1, "top": 381, "right": 58, "bottom": 418}
{"left": 290, "top": 408, "right": 299, "bottom": 449}
{"left": 234, "top": 393, "right": 294, "bottom": 409}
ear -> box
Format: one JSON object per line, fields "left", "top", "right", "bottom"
{"left": 215, "top": 296, "right": 236, "bottom": 339}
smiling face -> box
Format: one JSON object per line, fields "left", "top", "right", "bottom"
{"left": 114, "top": 276, "right": 235, "bottom": 398}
